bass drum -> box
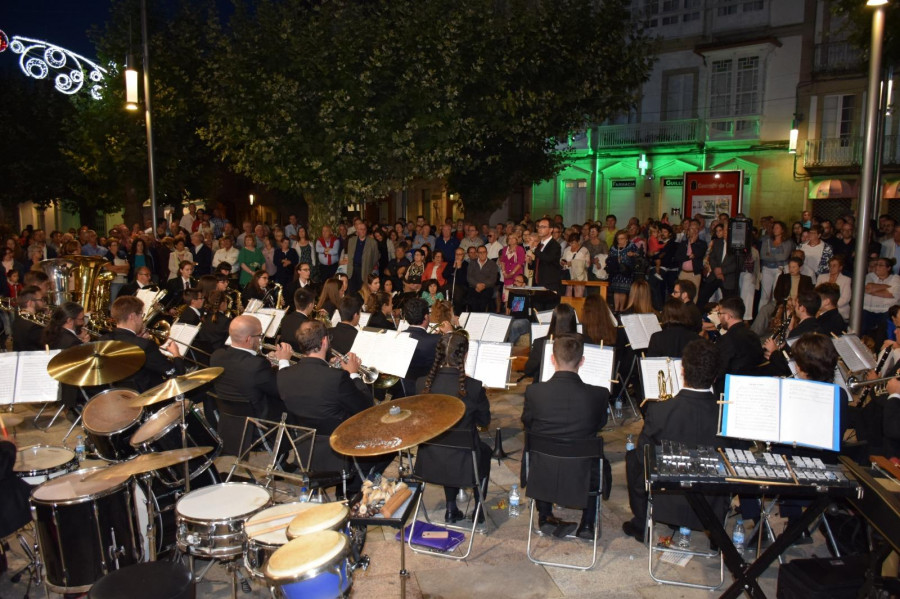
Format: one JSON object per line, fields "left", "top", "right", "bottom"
{"left": 82, "top": 388, "right": 143, "bottom": 462}
{"left": 31, "top": 467, "right": 142, "bottom": 593}
{"left": 129, "top": 401, "right": 221, "bottom": 487}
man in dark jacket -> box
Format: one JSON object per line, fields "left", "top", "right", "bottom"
{"left": 191, "top": 232, "right": 213, "bottom": 277}
{"left": 528, "top": 218, "right": 562, "bottom": 299}
{"left": 402, "top": 298, "right": 440, "bottom": 395}
{"left": 713, "top": 297, "right": 764, "bottom": 394}
{"left": 330, "top": 296, "right": 361, "bottom": 356}
{"left": 673, "top": 219, "right": 707, "bottom": 290}
{"left": 522, "top": 334, "right": 608, "bottom": 539}
{"left": 279, "top": 288, "right": 315, "bottom": 352}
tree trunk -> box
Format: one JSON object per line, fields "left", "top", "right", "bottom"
{"left": 305, "top": 193, "right": 347, "bottom": 239}
{"left": 123, "top": 185, "right": 143, "bottom": 229}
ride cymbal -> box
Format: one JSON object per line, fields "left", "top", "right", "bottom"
{"left": 47, "top": 340, "right": 145, "bottom": 386}
{"left": 330, "top": 393, "right": 464, "bottom": 457}
{"left": 85, "top": 447, "right": 214, "bottom": 479}
{"left": 127, "top": 367, "right": 224, "bottom": 407}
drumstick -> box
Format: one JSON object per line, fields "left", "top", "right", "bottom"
{"left": 245, "top": 507, "right": 310, "bottom": 527}
{"left": 0, "top": 413, "right": 7, "bottom": 439}
{"left": 247, "top": 522, "right": 291, "bottom": 537}
{"left": 380, "top": 487, "right": 412, "bottom": 519}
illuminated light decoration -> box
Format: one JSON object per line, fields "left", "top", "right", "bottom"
{"left": 637, "top": 153, "right": 649, "bottom": 176}
{"left": 7, "top": 35, "right": 107, "bottom": 99}
{"left": 0, "top": 30, "right": 8, "bottom": 53}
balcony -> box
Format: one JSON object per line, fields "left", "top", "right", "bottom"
{"left": 595, "top": 119, "right": 702, "bottom": 148}
{"left": 804, "top": 136, "right": 900, "bottom": 170}
{"left": 706, "top": 116, "right": 761, "bottom": 142}
{"left": 813, "top": 41, "right": 865, "bottom": 76}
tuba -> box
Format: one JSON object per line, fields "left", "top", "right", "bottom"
{"left": 40, "top": 258, "right": 76, "bottom": 306}
{"left": 40, "top": 256, "right": 112, "bottom": 313}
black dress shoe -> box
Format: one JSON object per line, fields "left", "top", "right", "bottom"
{"left": 554, "top": 521, "right": 577, "bottom": 538}
{"left": 622, "top": 520, "right": 645, "bottom": 543}
{"left": 575, "top": 522, "right": 595, "bottom": 540}
{"left": 445, "top": 507, "right": 465, "bottom": 523}
{"left": 469, "top": 506, "right": 485, "bottom": 524}
{"left": 538, "top": 514, "right": 558, "bottom": 535}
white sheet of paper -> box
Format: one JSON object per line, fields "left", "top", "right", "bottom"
{"left": 136, "top": 288, "right": 160, "bottom": 319}
{"left": 396, "top": 320, "right": 410, "bottom": 333}
{"left": 462, "top": 312, "right": 489, "bottom": 340}
{"left": 168, "top": 323, "right": 200, "bottom": 356}
{"left": 243, "top": 299, "right": 263, "bottom": 314}
{"left": 0, "top": 353, "right": 19, "bottom": 404}
{"left": 473, "top": 342, "right": 512, "bottom": 389}
{"left": 464, "top": 340, "right": 479, "bottom": 377}
{"left": 482, "top": 314, "right": 511, "bottom": 343}
{"left": 14, "top": 350, "right": 62, "bottom": 404}
{"left": 256, "top": 308, "right": 287, "bottom": 338}
{"left": 351, "top": 330, "right": 418, "bottom": 378}
{"left": 578, "top": 344, "right": 615, "bottom": 390}
{"left": 359, "top": 312, "right": 371, "bottom": 328}
{"left": 641, "top": 357, "right": 684, "bottom": 399}
{"left": 244, "top": 312, "right": 275, "bottom": 338}
{"left": 540, "top": 341, "right": 555, "bottom": 382}
{"left": 779, "top": 378, "right": 838, "bottom": 450}
{"left": 531, "top": 323, "right": 550, "bottom": 341}
{"left": 620, "top": 313, "right": 661, "bottom": 350}
{"left": 832, "top": 335, "right": 875, "bottom": 372}
{"left": 535, "top": 310, "right": 553, "bottom": 324}
{"left": 331, "top": 311, "right": 341, "bottom": 327}
{"left": 721, "top": 375, "right": 781, "bottom": 442}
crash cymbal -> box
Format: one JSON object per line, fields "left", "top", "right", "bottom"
{"left": 86, "top": 447, "right": 214, "bottom": 480}
{"left": 127, "top": 367, "right": 224, "bottom": 408}
{"left": 330, "top": 393, "right": 464, "bottom": 457}
{"left": 47, "top": 340, "right": 146, "bottom": 386}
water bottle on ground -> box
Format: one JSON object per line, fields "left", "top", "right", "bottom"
{"left": 508, "top": 484, "right": 520, "bottom": 518}
{"left": 625, "top": 434, "right": 635, "bottom": 452}
{"left": 75, "top": 435, "right": 85, "bottom": 463}
{"left": 675, "top": 526, "right": 691, "bottom": 549}
{"left": 299, "top": 487, "right": 309, "bottom": 502}
{"left": 732, "top": 518, "right": 745, "bottom": 554}
{"left": 457, "top": 487, "right": 469, "bottom": 504}
{"left": 614, "top": 398, "right": 623, "bottom": 420}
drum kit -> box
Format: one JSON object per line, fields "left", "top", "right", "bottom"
{"left": 12, "top": 340, "right": 467, "bottom": 598}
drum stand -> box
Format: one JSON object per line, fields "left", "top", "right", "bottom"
{"left": 176, "top": 393, "right": 191, "bottom": 493}
{"left": 135, "top": 473, "right": 159, "bottom": 562}
{"left": 8, "top": 530, "right": 43, "bottom": 597}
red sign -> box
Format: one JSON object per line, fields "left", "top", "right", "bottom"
{"left": 682, "top": 170, "right": 743, "bottom": 220}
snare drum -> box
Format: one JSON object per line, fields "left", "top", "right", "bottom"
{"left": 264, "top": 530, "right": 352, "bottom": 599}
{"left": 129, "top": 401, "right": 221, "bottom": 486}
{"left": 245, "top": 502, "right": 308, "bottom": 578}
{"left": 82, "top": 388, "right": 143, "bottom": 462}
{"left": 13, "top": 445, "right": 78, "bottom": 485}
{"left": 175, "top": 482, "right": 271, "bottom": 558}
{"left": 286, "top": 502, "right": 350, "bottom": 539}
{"left": 31, "top": 467, "right": 142, "bottom": 593}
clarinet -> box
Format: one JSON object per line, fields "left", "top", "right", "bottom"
{"left": 859, "top": 346, "right": 892, "bottom": 407}
{"left": 772, "top": 301, "right": 792, "bottom": 346}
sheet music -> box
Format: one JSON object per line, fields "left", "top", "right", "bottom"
{"left": 0, "top": 353, "right": 19, "bottom": 404}
{"left": 256, "top": 308, "right": 287, "bottom": 338}
{"left": 351, "top": 331, "right": 418, "bottom": 378}
{"left": 482, "top": 314, "right": 512, "bottom": 343}
{"left": 168, "top": 323, "right": 200, "bottom": 356}
{"left": 244, "top": 312, "right": 275, "bottom": 338}
{"left": 243, "top": 299, "right": 264, "bottom": 314}
{"left": 531, "top": 323, "right": 550, "bottom": 341}
{"left": 396, "top": 320, "right": 410, "bottom": 333}
{"left": 720, "top": 375, "right": 781, "bottom": 442}
{"left": 640, "top": 357, "right": 684, "bottom": 399}
{"left": 473, "top": 342, "right": 512, "bottom": 389}
{"left": 832, "top": 334, "right": 875, "bottom": 372}
{"left": 461, "top": 312, "right": 489, "bottom": 340}
{"left": 349, "top": 330, "right": 379, "bottom": 364}
{"left": 576, "top": 323, "right": 583, "bottom": 334}
{"left": 464, "top": 340, "right": 479, "bottom": 377}
{"left": 518, "top": 286, "right": 548, "bottom": 291}
{"left": 779, "top": 378, "right": 839, "bottom": 451}
{"left": 540, "top": 341, "right": 555, "bottom": 382}
{"left": 535, "top": 310, "right": 553, "bottom": 324}
{"left": 331, "top": 310, "right": 341, "bottom": 327}
{"left": 620, "top": 313, "right": 661, "bottom": 350}
{"left": 14, "top": 350, "right": 62, "bottom": 404}
{"left": 458, "top": 313, "right": 470, "bottom": 328}
{"left": 359, "top": 312, "right": 371, "bottom": 328}
{"left": 136, "top": 288, "right": 160, "bottom": 319}
{"left": 578, "top": 344, "right": 615, "bottom": 390}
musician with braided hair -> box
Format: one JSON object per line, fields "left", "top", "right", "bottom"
{"left": 414, "top": 331, "right": 492, "bottom": 523}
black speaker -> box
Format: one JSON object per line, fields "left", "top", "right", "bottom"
{"left": 728, "top": 217, "right": 752, "bottom": 252}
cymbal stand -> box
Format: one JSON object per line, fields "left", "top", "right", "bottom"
{"left": 136, "top": 472, "right": 159, "bottom": 561}
{"left": 176, "top": 393, "right": 191, "bottom": 493}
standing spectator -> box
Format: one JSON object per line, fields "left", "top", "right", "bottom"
{"left": 191, "top": 232, "right": 213, "bottom": 277}
{"left": 237, "top": 234, "right": 264, "bottom": 287}
{"left": 499, "top": 233, "right": 526, "bottom": 305}
{"left": 446, "top": 247, "right": 469, "bottom": 315}
{"left": 759, "top": 221, "right": 793, "bottom": 306}
{"left": 261, "top": 235, "right": 277, "bottom": 277}
{"left": 863, "top": 257, "right": 900, "bottom": 346}
{"left": 178, "top": 203, "right": 197, "bottom": 234}
{"left": 816, "top": 256, "right": 851, "bottom": 321}
{"left": 459, "top": 225, "right": 485, "bottom": 254}
{"left": 799, "top": 225, "right": 833, "bottom": 278}
{"left": 561, "top": 234, "right": 589, "bottom": 297}
{"left": 673, "top": 219, "right": 706, "bottom": 292}
{"left": 737, "top": 237, "right": 760, "bottom": 322}
{"left": 167, "top": 238, "right": 194, "bottom": 281}
{"left": 316, "top": 225, "right": 341, "bottom": 280}
{"left": 127, "top": 238, "right": 156, "bottom": 282}
{"left": 413, "top": 224, "right": 435, "bottom": 251}
{"left": 209, "top": 207, "right": 228, "bottom": 238}
{"left": 345, "top": 222, "right": 380, "bottom": 295}
{"left": 105, "top": 239, "right": 130, "bottom": 302}
{"left": 697, "top": 224, "right": 739, "bottom": 306}
{"left": 467, "top": 246, "right": 499, "bottom": 312}
{"left": 603, "top": 215, "right": 618, "bottom": 248}
{"left": 881, "top": 223, "right": 900, "bottom": 275}
{"left": 236, "top": 221, "right": 255, "bottom": 249}
{"left": 607, "top": 230, "right": 637, "bottom": 312}
{"left": 274, "top": 237, "right": 299, "bottom": 286}
{"left": 284, "top": 214, "right": 300, "bottom": 242}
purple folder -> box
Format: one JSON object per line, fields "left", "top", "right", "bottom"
{"left": 395, "top": 521, "right": 465, "bottom": 552}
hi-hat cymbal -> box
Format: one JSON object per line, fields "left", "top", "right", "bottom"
{"left": 330, "top": 393, "right": 464, "bottom": 457}
{"left": 86, "top": 447, "right": 214, "bottom": 480}
{"left": 47, "top": 340, "right": 146, "bottom": 386}
{"left": 127, "top": 367, "right": 224, "bottom": 408}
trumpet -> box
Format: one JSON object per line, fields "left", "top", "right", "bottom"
{"left": 847, "top": 373, "right": 900, "bottom": 392}
{"left": 261, "top": 342, "right": 303, "bottom": 362}
{"left": 329, "top": 348, "right": 379, "bottom": 385}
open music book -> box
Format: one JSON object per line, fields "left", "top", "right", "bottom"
{"left": 167, "top": 323, "right": 200, "bottom": 356}
{"left": 462, "top": 340, "right": 513, "bottom": 389}
{"left": 640, "top": 357, "right": 685, "bottom": 400}
{"left": 350, "top": 330, "right": 418, "bottom": 378}
{"left": 136, "top": 288, "right": 163, "bottom": 320}
{"left": 531, "top": 323, "right": 582, "bottom": 341}
{"left": 0, "top": 350, "right": 62, "bottom": 404}
{"left": 720, "top": 374, "right": 841, "bottom": 451}
{"left": 832, "top": 334, "right": 876, "bottom": 373}
{"left": 620, "top": 313, "right": 662, "bottom": 350}
{"left": 244, "top": 312, "right": 275, "bottom": 339}
{"left": 539, "top": 341, "right": 616, "bottom": 390}
{"left": 459, "top": 312, "right": 512, "bottom": 342}
{"left": 255, "top": 308, "right": 287, "bottom": 338}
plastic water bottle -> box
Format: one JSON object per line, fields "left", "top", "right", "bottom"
{"left": 614, "top": 398, "right": 623, "bottom": 420}
{"left": 508, "top": 484, "right": 520, "bottom": 518}
{"left": 457, "top": 487, "right": 469, "bottom": 504}
{"left": 625, "top": 434, "right": 635, "bottom": 452}
{"left": 675, "top": 526, "right": 691, "bottom": 549}
{"left": 75, "top": 435, "right": 85, "bottom": 463}
{"left": 732, "top": 518, "right": 745, "bottom": 554}
{"left": 299, "top": 487, "right": 309, "bottom": 502}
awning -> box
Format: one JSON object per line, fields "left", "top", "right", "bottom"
{"left": 809, "top": 179, "right": 857, "bottom": 199}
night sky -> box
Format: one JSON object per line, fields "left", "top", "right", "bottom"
{"left": 1, "top": 2, "right": 113, "bottom": 60}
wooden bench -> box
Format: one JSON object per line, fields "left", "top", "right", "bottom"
{"left": 560, "top": 280, "right": 608, "bottom": 321}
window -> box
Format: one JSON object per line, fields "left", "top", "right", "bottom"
{"left": 709, "top": 56, "right": 760, "bottom": 118}
{"left": 662, "top": 71, "right": 696, "bottom": 120}
{"left": 822, "top": 94, "right": 855, "bottom": 143}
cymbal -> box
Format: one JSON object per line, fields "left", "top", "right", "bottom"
{"left": 127, "top": 367, "right": 224, "bottom": 407}
{"left": 86, "top": 447, "right": 214, "bottom": 480}
{"left": 330, "top": 393, "right": 465, "bottom": 457}
{"left": 47, "top": 340, "right": 146, "bottom": 386}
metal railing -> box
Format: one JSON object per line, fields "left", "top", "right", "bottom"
{"left": 595, "top": 119, "right": 702, "bottom": 148}
{"left": 804, "top": 136, "right": 900, "bottom": 168}
{"left": 813, "top": 41, "right": 865, "bottom": 75}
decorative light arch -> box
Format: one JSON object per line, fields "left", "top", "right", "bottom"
{"left": 0, "top": 30, "right": 107, "bottom": 100}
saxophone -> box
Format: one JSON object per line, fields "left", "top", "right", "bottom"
{"left": 772, "top": 300, "right": 792, "bottom": 347}
{"left": 274, "top": 283, "right": 284, "bottom": 310}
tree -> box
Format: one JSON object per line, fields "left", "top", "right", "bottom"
{"left": 830, "top": 1, "right": 900, "bottom": 67}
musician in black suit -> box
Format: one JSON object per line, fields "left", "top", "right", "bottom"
{"left": 523, "top": 304, "right": 587, "bottom": 380}
{"left": 11, "top": 285, "right": 46, "bottom": 351}
{"left": 330, "top": 296, "right": 361, "bottom": 356}
{"left": 278, "top": 320, "right": 383, "bottom": 488}
{"left": 528, "top": 217, "right": 562, "bottom": 303}
{"left": 365, "top": 291, "right": 396, "bottom": 331}
{"left": 279, "top": 288, "right": 315, "bottom": 352}
{"left": 119, "top": 266, "right": 157, "bottom": 297}
{"left": 815, "top": 283, "right": 846, "bottom": 338}
{"left": 41, "top": 302, "right": 89, "bottom": 416}
{"left": 697, "top": 228, "right": 740, "bottom": 306}
{"left": 402, "top": 298, "right": 440, "bottom": 394}
{"left": 176, "top": 288, "right": 205, "bottom": 326}
{"left": 713, "top": 297, "right": 763, "bottom": 394}
{"left": 522, "top": 334, "right": 608, "bottom": 539}
{"left": 191, "top": 232, "right": 213, "bottom": 277}
{"left": 623, "top": 339, "right": 723, "bottom": 542}
{"left": 164, "top": 260, "right": 197, "bottom": 310}
{"left": 194, "top": 290, "right": 231, "bottom": 364}
{"left": 100, "top": 295, "right": 185, "bottom": 393}
{"left": 763, "top": 289, "right": 825, "bottom": 377}
{"left": 415, "top": 332, "right": 491, "bottom": 523}
{"left": 647, "top": 298, "right": 700, "bottom": 358}
{"left": 209, "top": 315, "right": 292, "bottom": 421}
{"left": 0, "top": 440, "right": 32, "bottom": 545}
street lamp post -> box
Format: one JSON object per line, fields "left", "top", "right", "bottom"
{"left": 850, "top": 0, "right": 889, "bottom": 334}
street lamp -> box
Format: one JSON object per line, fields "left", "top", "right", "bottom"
{"left": 850, "top": 0, "right": 889, "bottom": 334}
{"left": 124, "top": 54, "right": 139, "bottom": 111}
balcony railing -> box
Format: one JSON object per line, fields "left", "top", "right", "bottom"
{"left": 595, "top": 119, "right": 702, "bottom": 148}
{"left": 804, "top": 136, "right": 900, "bottom": 168}
{"left": 706, "top": 116, "right": 761, "bottom": 141}
{"left": 813, "top": 41, "right": 865, "bottom": 75}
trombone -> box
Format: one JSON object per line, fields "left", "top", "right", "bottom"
{"left": 847, "top": 373, "right": 900, "bottom": 392}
